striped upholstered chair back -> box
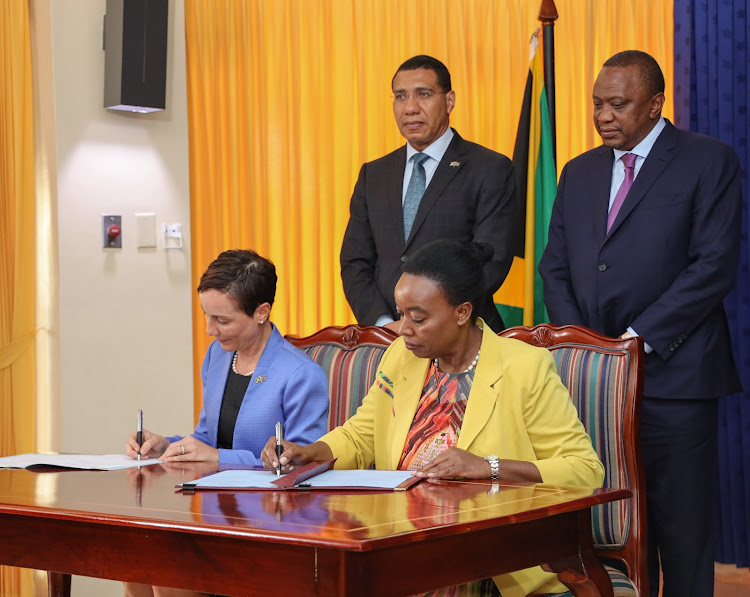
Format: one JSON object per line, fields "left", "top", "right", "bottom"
{"left": 499, "top": 324, "right": 646, "bottom": 597}
{"left": 285, "top": 325, "right": 398, "bottom": 431}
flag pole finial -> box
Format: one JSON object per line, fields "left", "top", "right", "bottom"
{"left": 538, "top": 0, "right": 558, "bottom": 25}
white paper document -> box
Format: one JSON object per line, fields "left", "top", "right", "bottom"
{"left": 183, "top": 469, "right": 280, "bottom": 489}
{"left": 301, "top": 469, "right": 414, "bottom": 489}
{"left": 0, "top": 453, "right": 162, "bottom": 470}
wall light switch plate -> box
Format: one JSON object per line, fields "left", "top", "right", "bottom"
{"left": 135, "top": 213, "right": 157, "bottom": 248}
{"left": 102, "top": 214, "right": 122, "bottom": 248}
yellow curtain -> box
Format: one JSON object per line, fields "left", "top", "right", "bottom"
{"left": 0, "top": 0, "right": 36, "bottom": 461}
{"left": 185, "top": 0, "right": 672, "bottom": 420}
{"left": 0, "top": 0, "right": 36, "bottom": 594}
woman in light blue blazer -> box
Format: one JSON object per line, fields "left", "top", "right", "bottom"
{"left": 125, "top": 250, "right": 329, "bottom": 597}
{"left": 125, "top": 249, "right": 329, "bottom": 466}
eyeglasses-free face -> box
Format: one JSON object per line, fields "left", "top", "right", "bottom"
{"left": 392, "top": 68, "right": 455, "bottom": 152}
{"left": 593, "top": 65, "right": 665, "bottom": 151}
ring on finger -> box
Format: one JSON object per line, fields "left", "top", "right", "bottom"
{"left": 181, "top": 444, "right": 185, "bottom": 455}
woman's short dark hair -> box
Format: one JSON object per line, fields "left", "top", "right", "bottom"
{"left": 403, "top": 239, "right": 493, "bottom": 322}
{"left": 197, "top": 249, "right": 277, "bottom": 316}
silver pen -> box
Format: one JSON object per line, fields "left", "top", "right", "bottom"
{"left": 275, "top": 421, "right": 283, "bottom": 477}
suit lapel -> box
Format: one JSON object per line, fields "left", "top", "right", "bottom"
{"left": 457, "top": 327, "right": 502, "bottom": 450}
{"left": 605, "top": 122, "right": 677, "bottom": 239}
{"left": 405, "top": 130, "right": 465, "bottom": 248}
{"left": 389, "top": 357, "right": 430, "bottom": 468}
{"left": 456, "top": 369, "right": 501, "bottom": 450}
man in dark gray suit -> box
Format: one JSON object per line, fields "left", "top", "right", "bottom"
{"left": 340, "top": 55, "right": 518, "bottom": 332}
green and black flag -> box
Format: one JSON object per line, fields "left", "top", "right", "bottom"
{"left": 511, "top": 30, "right": 557, "bottom": 325}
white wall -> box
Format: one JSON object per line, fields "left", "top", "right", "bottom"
{"left": 49, "top": 1, "right": 193, "bottom": 595}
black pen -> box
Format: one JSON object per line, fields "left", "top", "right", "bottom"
{"left": 137, "top": 410, "right": 143, "bottom": 462}
{"left": 275, "top": 421, "right": 283, "bottom": 477}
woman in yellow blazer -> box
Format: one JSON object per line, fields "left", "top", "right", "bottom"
{"left": 263, "top": 239, "right": 604, "bottom": 597}
{"left": 319, "top": 320, "right": 602, "bottom": 487}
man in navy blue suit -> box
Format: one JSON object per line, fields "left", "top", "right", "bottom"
{"left": 539, "top": 50, "right": 742, "bottom": 597}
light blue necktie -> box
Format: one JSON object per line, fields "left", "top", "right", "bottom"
{"left": 403, "top": 153, "right": 430, "bottom": 241}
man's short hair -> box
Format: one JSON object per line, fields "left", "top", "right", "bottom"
{"left": 603, "top": 50, "right": 665, "bottom": 97}
{"left": 392, "top": 55, "right": 452, "bottom": 92}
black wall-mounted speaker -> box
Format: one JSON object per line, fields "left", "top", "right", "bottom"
{"left": 104, "top": 0, "right": 168, "bottom": 113}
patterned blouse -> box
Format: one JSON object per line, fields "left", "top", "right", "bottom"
{"left": 399, "top": 360, "right": 475, "bottom": 470}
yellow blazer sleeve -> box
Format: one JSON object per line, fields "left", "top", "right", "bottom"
{"left": 521, "top": 348, "right": 604, "bottom": 487}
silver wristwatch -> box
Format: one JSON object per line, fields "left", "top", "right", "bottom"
{"left": 485, "top": 454, "right": 500, "bottom": 481}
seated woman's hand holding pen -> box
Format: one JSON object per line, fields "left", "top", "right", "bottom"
{"left": 126, "top": 429, "right": 167, "bottom": 459}
{"left": 260, "top": 438, "right": 333, "bottom": 474}
{"left": 126, "top": 430, "right": 219, "bottom": 462}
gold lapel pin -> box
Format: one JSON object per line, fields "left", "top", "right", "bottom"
{"left": 255, "top": 375, "right": 267, "bottom": 383}
{"left": 450, "top": 161, "right": 460, "bottom": 167}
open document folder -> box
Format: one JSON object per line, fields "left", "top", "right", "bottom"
{"left": 178, "top": 460, "right": 421, "bottom": 492}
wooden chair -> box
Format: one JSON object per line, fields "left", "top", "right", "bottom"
{"left": 285, "top": 325, "right": 398, "bottom": 431}
{"left": 499, "top": 324, "right": 647, "bottom": 597}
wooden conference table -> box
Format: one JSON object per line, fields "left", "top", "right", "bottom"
{"left": 0, "top": 462, "right": 629, "bottom": 597}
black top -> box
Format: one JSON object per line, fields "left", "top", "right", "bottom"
{"left": 217, "top": 367, "right": 252, "bottom": 449}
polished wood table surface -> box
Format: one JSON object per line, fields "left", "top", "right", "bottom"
{"left": 0, "top": 463, "right": 629, "bottom": 597}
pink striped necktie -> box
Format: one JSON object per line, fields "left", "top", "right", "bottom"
{"left": 607, "top": 153, "right": 637, "bottom": 233}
